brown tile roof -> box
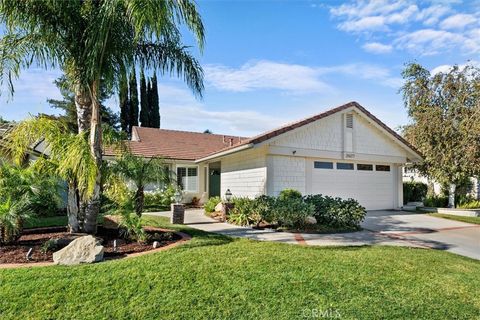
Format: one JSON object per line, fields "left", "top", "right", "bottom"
{"left": 198, "top": 101, "right": 421, "bottom": 160}
{"left": 105, "top": 102, "right": 421, "bottom": 161}
{"left": 104, "top": 126, "right": 246, "bottom": 160}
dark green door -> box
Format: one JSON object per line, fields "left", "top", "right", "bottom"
{"left": 209, "top": 169, "right": 220, "bottom": 197}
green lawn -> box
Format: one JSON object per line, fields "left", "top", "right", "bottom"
{"left": 429, "top": 213, "right": 480, "bottom": 225}
{"left": 1, "top": 216, "right": 479, "bottom": 319}
{"left": 24, "top": 215, "right": 68, "bottom": 228}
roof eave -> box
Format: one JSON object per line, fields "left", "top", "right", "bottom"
{"left": 195, "top": 143, "right": 254, "bottom": 163}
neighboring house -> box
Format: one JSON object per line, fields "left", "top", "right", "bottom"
{"left": 106, "top": 102, "right": 423, "bottom": 210}
{"left": 403, "top": 168, "right": 480, "bottom": 199}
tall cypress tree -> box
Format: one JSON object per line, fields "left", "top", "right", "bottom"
{"left": 129, "top": 70, "right": 139, "bottom": 131}
{"left": 150, "top": 73, "right": 160, "bottom": 128}
{"left": 139, "top": 69, "right": 149, "bottom": 127}
{"left": 119, "top": 69, "right": 129, "bottom": 133}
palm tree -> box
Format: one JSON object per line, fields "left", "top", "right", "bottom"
{"left": 109, "top": 152, "right": 170, "bottom": 217}
{"left": 5, "top": 117, "right": 101, "bottom": 232}
{"left": 0, "top": 0, "right": 204, "bottom": 233}
{"left": 0, "top": 196, "right": 33, "bottom": 244}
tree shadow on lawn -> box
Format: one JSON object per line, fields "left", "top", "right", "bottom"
{"left": 141, "top": 216, "right": 234, "bottom": 249}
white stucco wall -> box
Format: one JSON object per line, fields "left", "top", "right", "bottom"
{"left": 220, "top": 148, "right": 267, "bottom": 198}
{"left": 266, "top": 155, "right": 306, "bottom": 196}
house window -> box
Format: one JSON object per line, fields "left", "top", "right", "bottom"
{"left": 177, "top": 166, "right": 198, "bottom": 192}
{"left": 337, "top": 162, "right": 354, "bottom": 170}
{"left": 376, "top": 165, "right": 391, "bottom": 172}
{"left": 357, "top": 164, "right": 373, "bottom": 171}
{"left": 314, "top": 161, "right": 333, "bottom": 169}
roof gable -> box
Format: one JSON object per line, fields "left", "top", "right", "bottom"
{"left": 198, "top": 102, "right": 422, "bottom": 161}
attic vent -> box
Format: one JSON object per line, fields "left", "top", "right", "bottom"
{"left": 346, "top": 114, "right": 353, "bottom": 129}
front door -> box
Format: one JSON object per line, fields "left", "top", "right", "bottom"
{"left": 209, "top": 169, "right": 221, "bottom": 197}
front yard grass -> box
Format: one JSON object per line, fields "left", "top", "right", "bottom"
{"left": 1, "top": 215, "right": 479, "bottom": 319}
{"left": 429, "top": 213, "right": 480, "bottom": 225}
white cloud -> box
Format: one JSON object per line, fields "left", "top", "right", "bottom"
{"left": 394, "top": 29, "right": 466, "bottom": 55}
{"left": 205, "top": 60, "right": 402, "bottom": 94}
{"left": 153, "top": 84, "right": 287, "bottom": 136}
{"left": 204, "top": 61, "right": 331, "bottom": 93}
{"left": 338, "top": 16, "right": 387, "bottom": 32}
{"left": 416, "top": 5, "right": 451, "bottom": 26}
{"left": 431, "top": 61, "right": 479, "bottom": 75}
{"left": 440, "top": 13, "right": 476, "bottom": 30}
{"left": 330, "top": 1, "right": 419, "bottom": 33}
{"left": 362, "top": 42, "right": 393, "bottom": 54}
{"left": 329, "top": 1, "right": 480, "bottom": 56}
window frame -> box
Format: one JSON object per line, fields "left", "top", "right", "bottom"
{"left": 357, "top": 163, "right": 373, "bottom": 171}
{"left": 375, "top": 165, "right": 391, "bottom": 172}
{"left": 176, "top": 165, "right": 199, "bottom": 192}
{"left": 314, "top": 161, "right": 334, "bottom": 169}
{"left": 336, "top": 162, "right": 354, "bottom": 170}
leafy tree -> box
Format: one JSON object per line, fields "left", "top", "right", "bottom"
{"left": 109, "top": 152, "right": 170, "bottom": 217}
{"left": 48, "top": 76, "right": 119, "bottom": 133}
{"left": 0, "top": 0, "right": 204, "bottom": 233}
{"left": 401, "top": 63, "right": 480, "bottom": 207}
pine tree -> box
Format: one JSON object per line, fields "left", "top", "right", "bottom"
{"left": 119, "top": 70, "right": 130, "bottom": 133}
{"left": 150, "top": 73, "right": 160, "bottom": 128}
{"left": 129, "top": 70, "right": 139, "bottom": 131}
{"left": 139, "top": 69, "right": 149, "bottom": 127}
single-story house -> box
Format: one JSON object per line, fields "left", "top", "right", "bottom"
{"left": 107, "top": 102, "right": 423, "bottom": 210}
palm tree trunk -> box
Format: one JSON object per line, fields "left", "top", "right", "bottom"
{"left": 83, "top": 81, "right": 102, "bottom": 234}
{"left": 75, "top": 84, "right": 92, "bottom": 133}
{"left": 134, "top": 186, "right": 144, "bottom": 217}
{"left": 73, "top": 84, "right": 92, "bottom": 231}
{"left": 67, "top": 181, "right": 81, "bottom": 233}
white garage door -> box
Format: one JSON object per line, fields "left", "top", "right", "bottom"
{"left": 308, "top": 160, "right": 395, "bottom": 210}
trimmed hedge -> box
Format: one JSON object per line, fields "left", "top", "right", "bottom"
{"left": 403, "top": 182, "right": 428, "bottom": 204}
{"left": 224, "top": 190, "right": 365, "bottom": 230}
{"left": 304, "top": 194, "right": 365, "bottom": 229}
{"left": 423, "top": 195, "right": 449, "bottom": 208}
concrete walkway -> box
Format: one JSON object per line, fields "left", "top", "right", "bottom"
{"left": 145, "top": 209, "right": 479, "bottom": 260}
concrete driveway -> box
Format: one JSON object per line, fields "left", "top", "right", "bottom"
{"left": 363, "top": 210, "right": 480, "bottom": 260}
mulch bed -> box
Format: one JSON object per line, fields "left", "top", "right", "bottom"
{"left": 0, "top": 226, "right": 182, "bottom": 264}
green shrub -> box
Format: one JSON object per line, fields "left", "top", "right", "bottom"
{"left": 423, "top": 195, "right": 449, "bottom": 208}
{"left": 144, "top": 185, "right": 176, "bottom": 209}
{"left": 403, "top": 182, "right": 428, "bottom": 204}
{"left": 228, "top": 197, "right": 256, "bottom": 226}
{"left": 118, "top": 212, "right": 149, "bottom": 243}
{"left": 278, "top": 189, "right": 302, "bottom": 201}
{"left": 304, "top": 194, "right": 366, "bottom": 229}
{"left": 251, "top": 195, "right": 276, "bottom": 226}
{"left": 273, "top": 197, "right": 314, "bottom": 229}
{"left": 458, "top": 201, "right": 480, "bottom": 209}
{"left": 457, "top": 195, "right": 480, "bottom": 209}
{"left": 204, "top": 196, "right": 222, "bottom": 213}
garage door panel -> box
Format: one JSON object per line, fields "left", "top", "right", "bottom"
{"left": 308, "top": 160, "right": 395, "bottom": 210}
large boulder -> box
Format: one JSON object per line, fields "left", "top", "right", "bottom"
{"left": 53, "top": 235, "right": 104, "bottom": 265}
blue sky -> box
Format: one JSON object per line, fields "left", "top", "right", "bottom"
{"left": 1, "top": 0, "right": 479, "bottom": 136}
